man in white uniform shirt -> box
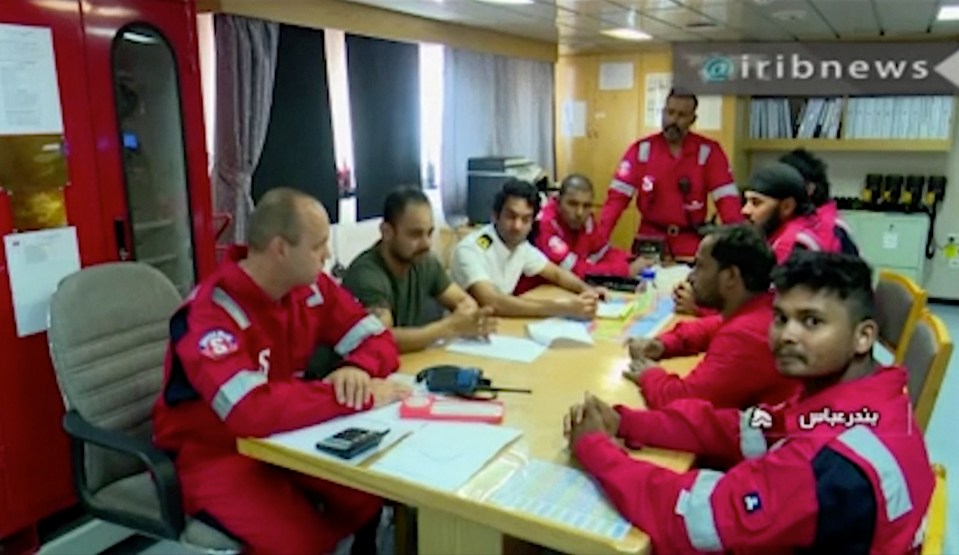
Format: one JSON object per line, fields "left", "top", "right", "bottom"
{"left": 451, "top": 179, "right": 602, "bottom": 319}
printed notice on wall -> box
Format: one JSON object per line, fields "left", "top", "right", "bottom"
{"left": 3, "top": 227, "right": 80, "bottom": 337}
{"left": 0, "top": 23, "right": 64, "bottom": 135}
{"left": 599, "top": 62, "right": 634, "bottom": 91}
{"left": 561, "top": 99, "right": 587, "bottom": 138}
{"left": 644, "top": 72, "right": 672, "bottom": 128}
{"left": 696, "top": 95, "right": 724, "bottom": 130}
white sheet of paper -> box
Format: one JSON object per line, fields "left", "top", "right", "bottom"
{"left": 264, "top": 402, "right": 426, "bottom": 465}
{"left": 527, "top": 318, "right": 594, "bottom": 346}
{"left": 644, "top": 72, "right": 672, "bottom": 127}
{"left": 883, "top": 232, "right": 898, "bottom": 250}
{"left": 489, "top": 459, "right": 632, "bottom": 541}
{"left": 371, "top": 422, "right": 522, "bottom": 492}
{"left": 3, "top": 227, "right": 80, "bottom": 337}
{"left": 446, "top": 334, "right": 547, "bottom": 363}
{"left": 596, "top": 300, "right": 631, "bottom": 320}
{"left": 599, "top": 62, "right": 634, "bottom": 91}
{"left": 0, "top": 23, "right": 64, "bottom": 135}
{"left": 561, "top": 99, "right": 587, "bottom": 138}
{"left": 695, "top": 95, "right": 723, "bottom": 130}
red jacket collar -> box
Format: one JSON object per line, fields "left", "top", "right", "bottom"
{"left": 540, "top": 197, "right": 594, "bottom": 237}
{"left": 215, "top": 244, "right": 286, "bottom": 310}
{"left": 724, "top": 291, "right": 773, "bottom": 323}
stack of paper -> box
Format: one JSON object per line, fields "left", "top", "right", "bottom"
{"left": 596, "top": 299, "right": 633, "bottom": 320}
{"left": 527, "top": 318, "right": 594, "bottom": 346}
{"left": 488, "top": 459, "right": 632, "bottom": 541}
{"left": 446, "top": 334, "right": 547, "bottom": 363}
{"left": 264, "top": 402, "right": 425, "bottom": 465}
{"left": 371, "top": 422, "right": 522, "bottom": 492}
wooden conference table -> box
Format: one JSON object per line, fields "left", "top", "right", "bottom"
{"left": 238, "top": 287, "right": 698, "bottom": 555}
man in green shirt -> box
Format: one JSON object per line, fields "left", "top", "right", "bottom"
{"left": 342, "top": 188, "right": 497, "bottom": 353}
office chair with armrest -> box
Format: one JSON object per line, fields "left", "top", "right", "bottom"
{"left": 47, "top": 262, "right": 241, "bottom": 553}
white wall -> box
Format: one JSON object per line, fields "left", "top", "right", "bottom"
{"left": 749, "top": 145, "right": 959, "bottom": 300}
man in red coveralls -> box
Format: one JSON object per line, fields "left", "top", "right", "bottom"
{"left": 535, "top": 174, "right": 648, "bottom": 275}
{"left": 153, "top": 188, "right": 411, "bottom": 555}
{"left": 598, "top": 89, "right": 743, "bottom": 261}
{"left": 780, "top": 148, "right": 860, "bottom": 256}
{"left": 622, "top": 224, "right": 798, "bottom": 410}
{"left": 565, "top": 251, "right": 933, "bottom": 554}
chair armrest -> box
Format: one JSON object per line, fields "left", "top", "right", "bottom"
{"left": 62, "top": 410, "right": 185, "bottom": 539}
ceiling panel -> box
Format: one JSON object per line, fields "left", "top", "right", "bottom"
{"left": 874, "top": 0, "right": 938, "bottom": 35}
{"left": 339, "top": 0, "right": 959, "bottom": 54}
{"left": 810, "top": 0, "right": 879, "bottom": 38}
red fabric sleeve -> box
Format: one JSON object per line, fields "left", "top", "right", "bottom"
{"left": 704, "top": 144, "right": 745, "bottom": 225}
{"left": 584, "top": 246, "right": 631, "bottom": 276}
{"left": 177, "top": 307, "right": 363, "bottom": 439}
{"left": 657, "top": 314, "right": 724, "bottom": 357}
{"left": 638, "top": 329, "right": 777, "bottom": 410}
{"left": 573, "top": 432, "right": 817, "bottom": 553}
{"left": 314, "top": 275, "right": 399, "bottom": 378}
{"left": 598, "top": 142, "right": 642, "bottom": 243}
{"left": 614, "top": 399, "right": 744, "bottom": 466}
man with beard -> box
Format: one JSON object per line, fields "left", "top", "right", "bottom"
{"left": 779, "top": 148, "right": 860, "bottom": 256}
{"left": 623, "top": 224, "right": 798, "bottom": 409}
{"left": 342, "top": 187, "right": 497, "bottom": 353}
{"left": 564, "top": 251, "right": 933, "bottom": 555}
{"left": 451, "top": 179, "right": 602, "bottom": 319}
{"left": 597, "top": 89, "right": 743, "bottom": 261}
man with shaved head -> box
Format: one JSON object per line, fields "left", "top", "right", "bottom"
{"left": 153, "top": 187, "right": 409, "bottom": 554}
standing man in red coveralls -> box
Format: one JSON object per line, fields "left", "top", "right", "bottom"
{"left": 565, "top": 252, "right": 933, "bottom": 554}
{"left": 622, "top": 224, "right": 798, "bottom": 410}
{"left": 598, "top": 89, "right": 744, "bottom": 261}
{"left": 518, "top": 174, "right": 649, "bottom": 294}
{"left": 153, "top": 188, "right": 411, "bottom": 555}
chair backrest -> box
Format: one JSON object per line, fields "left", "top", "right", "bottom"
{"left": 875, "top": 270, "right": 927, "bottom": 364}
{"left": 902, "top": 309, "right": 953, "bottom": 432}
{"left": 48, "top": 262, "right": 182, "bottom": 492}
{"left": 921, "top": 463, "right": 947, "bottom": 555}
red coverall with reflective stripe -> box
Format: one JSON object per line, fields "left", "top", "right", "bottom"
{"left": 575, "top": 366, "right": 934, "bottom": 554}
{"left": 599, "top": 132, "right": 744, "bottom": 259}
{"left": 535, "top": 198, "right": 631, "bottom": 277}
{"left": 636, "top": 293, "right": 799, "bottom": 410}
{"left": 153, "top": 246, "right": 399, "bottom": 555}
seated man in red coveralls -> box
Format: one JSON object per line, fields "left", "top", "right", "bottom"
{"left": 153, "top": 188, "right": 411, "bottom": 555}
{"left": 565, "top": 251, "right": 933, "bottom": 555}
{"left": 517, "top": 174, "right": 648, "bottom": 294}
{"left": 623, "top": 224, "right": 798, "bottom": 410}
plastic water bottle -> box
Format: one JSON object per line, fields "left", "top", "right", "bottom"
{"left": 637, "top": 268, "right": 659, "bottom": 312}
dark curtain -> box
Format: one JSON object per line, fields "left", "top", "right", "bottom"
{"left": 252, "top": 24, "right": 339, "bottom": 223}
{"left": 346, "top": 34, "right": 421, "bottom": 220}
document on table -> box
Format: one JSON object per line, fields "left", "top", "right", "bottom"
{"left": 626, "top": 296, "right": 675, "bottom": 338}
{"left": 596, "top": 299, "right": 633, "bottom": 320}
{"left": 370, "top": 422, "right": 522, "bottom": 492}
{"left": 527, "top": 318, "right": 594, "bottom": 347}
{"left": 488, "top": 458, "right": 632, "bottom": 541}
{"left": 446, "top": 334, "right": 547, "bottom": 363}
{"left": 264, "top": 402, "right": 426, "bottom": 465}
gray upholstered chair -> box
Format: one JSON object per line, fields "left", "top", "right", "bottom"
{"left": 875, "top": 269, "right": 927, "bottom": 364}
{"left": 47, "top": 262, "right": 241, "bottom": 553}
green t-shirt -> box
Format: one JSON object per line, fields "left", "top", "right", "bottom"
{"left": 342, "top": 244, "right": 452, "bottom": 327}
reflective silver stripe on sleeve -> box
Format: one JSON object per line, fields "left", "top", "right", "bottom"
{"left": 212, "top": 370, "right": 268, "bottom": 420}
{"left": 334, "top": 314, "right": 386, "bottom": 356}
{"left": 306, "top": 284, "right": 324, "bottom": 307}
{"left": 674, "top": 470, "right": 725, "bottom": 552}
{"left": 795, "top": 231, "right": 822, "bottom": 251}
{"left": 740, "top": 408, "right": 768, "bottom": 459}
{"left": 698, "top": 144, "right": 711, "bottom": 165}
{"left": 560, "top": 252, "right": 578, "bottom": 270}
{"left": 710, "top": 183, "right": 740, "bottom": 201}
{"left": 587, "top": 244, "right": 610, "bottom": 264}
{"left": 212, "top": 287, "right": 251, "bottom": 330}
{"left": 836, "top": 426, "right": 914, "bottom": 521}
{"left": 638, "top": 141, "right": 651, "bottom": 162}
{"left": 610, "top": 179, "right": 637, "bottom": 197}
{"left": 585, "top": 217, "right": 594, "bottom": 234}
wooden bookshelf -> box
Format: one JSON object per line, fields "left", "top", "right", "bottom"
{"left": 742, "top": 138, "right": 953, "bottom": 153}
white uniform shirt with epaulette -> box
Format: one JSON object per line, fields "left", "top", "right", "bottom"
{"left": 450, "top": 224, "right": 549, "bottom": 294}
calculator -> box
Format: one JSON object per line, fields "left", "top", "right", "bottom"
{"left": 315, "top": 427, "right": 389, "bottom": 459}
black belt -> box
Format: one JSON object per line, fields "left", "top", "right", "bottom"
{"left": 646, "top": 222, "right": 697, "bottom": 237}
